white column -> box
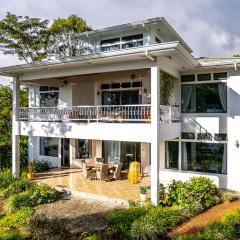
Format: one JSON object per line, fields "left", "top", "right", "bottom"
{"left": 12, "top": 76, "right": 20, "bottom": 178}
{"left": 150, "top": 66, "right": 160, "bottom": 206}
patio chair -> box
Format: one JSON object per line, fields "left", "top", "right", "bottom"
{"left": 96, "top": 164, "right": 109, "bottom": 181}
{"left": 82, "top": 162, "right": 96, "bottom": 180}
{"left": 95, "top": 157, "right": 104, "bottom": 164}
{"left": 110, "top": 163, "right": 122, "bottom": 180}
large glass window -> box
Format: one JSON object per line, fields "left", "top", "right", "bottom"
{"left": 40, "top": 137, "right": 58, "bottom": 157}
{"left": 75, "top": 139, "right": 92, "bottom": 159}
{"left": 165, "top": 141, "right": 179, "bottom": 169}
{"left": 182, "top": 142, "right": 227, "bottom": 174}
{"left": 181, "top": 83, "right": 227, "bottom": 113}
{"left": 39, "top": 86, "right": 59, "bottom": 107}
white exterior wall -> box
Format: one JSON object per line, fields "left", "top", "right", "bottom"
{"left": 227, "top": 70, "right": 240, "bottom": 191}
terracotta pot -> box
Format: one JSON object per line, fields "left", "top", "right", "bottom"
{"left": 27, "top": 172, "right": 35, "bottom": 181}
{"left": 140, "top": 193, "right": 147, "bottom": 202}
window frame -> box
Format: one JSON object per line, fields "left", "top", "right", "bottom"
{"left": 181, "top": 82, "right": 228, "bottom": 114}
{"left": 39, "top": 137, "right": 59, "bottom": 157}
{"left": 39, "top": 85, "right": 59, "bottom": 107}
{"left": 100, "top": 34, "right": 144, "bottom": 52}
{"left": 181, "top": 141, "right": 227, "bottom": 175}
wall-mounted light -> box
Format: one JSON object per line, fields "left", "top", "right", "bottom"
{"left": 235, "top": 140, "right": 239, "bottom": 148}
{"left": 97, "top": 91, "right": 100, "bottom": 95}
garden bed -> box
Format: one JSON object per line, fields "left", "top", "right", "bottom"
{"left": 172, "top": 199, "right": 240, "bottom": 237}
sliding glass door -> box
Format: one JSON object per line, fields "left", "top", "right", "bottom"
{"left": 102, "top": 90, "right": 141, "bottom": 105}
{"left": 103, "top": 141, "right": 141, "bottom": 169}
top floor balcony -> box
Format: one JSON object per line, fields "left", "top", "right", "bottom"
{"left": 19, "top": 104, "right": 180, "bottom": 123}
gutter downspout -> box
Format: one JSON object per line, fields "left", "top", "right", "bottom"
{"left": 145, "top": 50, "right": 155, "bottom": 61}
{"left": 234, "top": 62, "right": 238, "bottom": 71}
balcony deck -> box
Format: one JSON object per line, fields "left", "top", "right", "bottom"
{"left": 35, "top": 168, "right": 151, "bottom": 204}
{"left": 19, "top": 104, "right": 180, "bottom": 123}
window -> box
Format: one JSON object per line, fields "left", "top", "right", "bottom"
{"left": 181, "top": 132, "right": 195, "bottom": 139}
{"left": 75, "top": 139, "right": 92, "bottom": 159}
{"left": 181, "top": 83, "right": 227, "bottom": 113}
{"left": 197, "top": 73, "right": 211, "bottom": 81}
{"left": 165, "top": 142, "right": 179, "bottom": 169}
{"left": 182, "top": 142, "right": 227, "bottom": 174}
{"left": 122, "top": 34, "right": 143, "bottom": 49}
{"left": 214, "top": 134, "right": 227, "bottom": 141}
{"left": 214, "top": 72, "right": 227, "bottom": 80}
{"left": 39, "top": 86, "right": 59, "bottom": 107}
{"left": 40, "top": 137, "right": 58, "bottom": 157}
{"left": 100, "top": 38, "right": 120, "bottom": 52}
{"left": 181, "top": 75, "right": 195, "bottom": 82}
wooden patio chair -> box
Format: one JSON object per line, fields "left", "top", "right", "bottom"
{"left": 82, "top": 162, "right": 96, "bottom": 180}
{"left": 96, "top": 164, "right": 109, "bottom": 181}
{"left": 110, "top": 163, "right": 122, "bottom": 180}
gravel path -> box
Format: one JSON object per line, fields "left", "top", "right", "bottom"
{"left": 172, "top": 199, "right": 240, "bottom": 236}
{"left": 34, "top": 195, "right": 123, "bottom": 234}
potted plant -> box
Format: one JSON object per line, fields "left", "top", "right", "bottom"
{"left": 139, "top": 186, "right": 148, "bottom": 202}
{"left": 27, "top": 162, "right": 36, "bottom": 180}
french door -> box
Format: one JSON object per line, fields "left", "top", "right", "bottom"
{"left": 102, "top": 90, "right": 141, "bottom": 105}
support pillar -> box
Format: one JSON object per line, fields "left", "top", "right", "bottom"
{"left": 150, "top": 66, "right": 160, "bottom": 206}
{"left": 12, "top": 76, "right": 20, "bottom": 178}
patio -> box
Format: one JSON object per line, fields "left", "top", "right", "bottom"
{"left": 35, "top": 168, "right": 151, "bottom": 203}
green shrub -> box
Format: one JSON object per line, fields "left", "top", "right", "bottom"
{"left": 0, "top": 207, "right": 32, "bottom": 240}
{"left": 0, "top": 227, "right": 29, "bottom": 240}
{"left": 0, "top": 207, "right": 32, "bottom": 228}
{"left": 32, "top": 160, "right": 52, "bottom": 173}
{"left": 0, "top": 178, "right": 35, "bottom": 199}
{"left": 0, "top": 168, "right": 13, "bottom": 189}
{"left": 107, "top": 206, "right": 147, "bottom": 238}
{"left": 176, "top": 210, "right": 240, "bottom": 240}
{"left": 130, "top": 205, "right": 186, "bottom": 239}
{"left": 8, "top": 184, "right": 57, "bottom": 211}
{"left": 165, "top": 177, "right": 221, "bottom": 210}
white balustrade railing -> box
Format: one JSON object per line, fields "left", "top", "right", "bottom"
{"left": 19, "top": 105, "right": 180, "bottom": 123}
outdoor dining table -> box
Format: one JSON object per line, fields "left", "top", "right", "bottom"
{"left": 88, "top": 163, "right": 115, "bottom": 170}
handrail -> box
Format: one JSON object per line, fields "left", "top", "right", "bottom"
{"left": 19, "top": 105, "right": 181, "bottom": 123}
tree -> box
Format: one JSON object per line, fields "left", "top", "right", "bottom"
{"left": 48, "top": 14, "right": 92, "bottom": 59}
{"left": 0, "top": 12, "right": 49, "bottom": 63}
{"left": 0, "top": 86, "right": 28, "bottom": 167}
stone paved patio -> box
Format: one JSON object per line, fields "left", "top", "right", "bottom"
{"left": 35, "top": 168, "right": 151, "bottom": 203}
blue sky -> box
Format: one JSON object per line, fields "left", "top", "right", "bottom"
{"left": 0, "top": 0, "right": 240, "bottom": 85}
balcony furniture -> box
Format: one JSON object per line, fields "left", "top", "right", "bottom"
{"left": 82, "top": 162, "right": 96, "bottom": 180}
{"left": 96, "top": 164, "right": 109, "bottom": 181}
{"left": 110, "top": 163, "right": 122, "bottom": 181}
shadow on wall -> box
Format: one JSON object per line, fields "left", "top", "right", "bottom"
{"left": 26, "top": 122, "right": 72, "bottom": 138}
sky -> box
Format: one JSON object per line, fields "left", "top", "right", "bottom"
{"left": 0, "top": 0, "right": 240, "bottom": 85}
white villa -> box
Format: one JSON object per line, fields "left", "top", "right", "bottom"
{"left": 0, "top": 17, "right": 240, "bottom": 205}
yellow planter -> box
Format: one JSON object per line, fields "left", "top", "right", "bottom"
{"left": 128, "top": 161, "right": 141, "bottom": 184}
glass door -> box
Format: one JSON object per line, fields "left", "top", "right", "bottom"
{"left": 102, "top": 141, "right": 141, "bottom": 169}
{"left": 102, "top": 90, "right": 141, "bottom": 105}
{"left": 61, "top": 138, "right": 70, "bottom": 167}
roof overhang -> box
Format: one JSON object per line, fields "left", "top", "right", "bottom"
{"left": 0, "top": 42, "right": 198, "bottom": 80}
